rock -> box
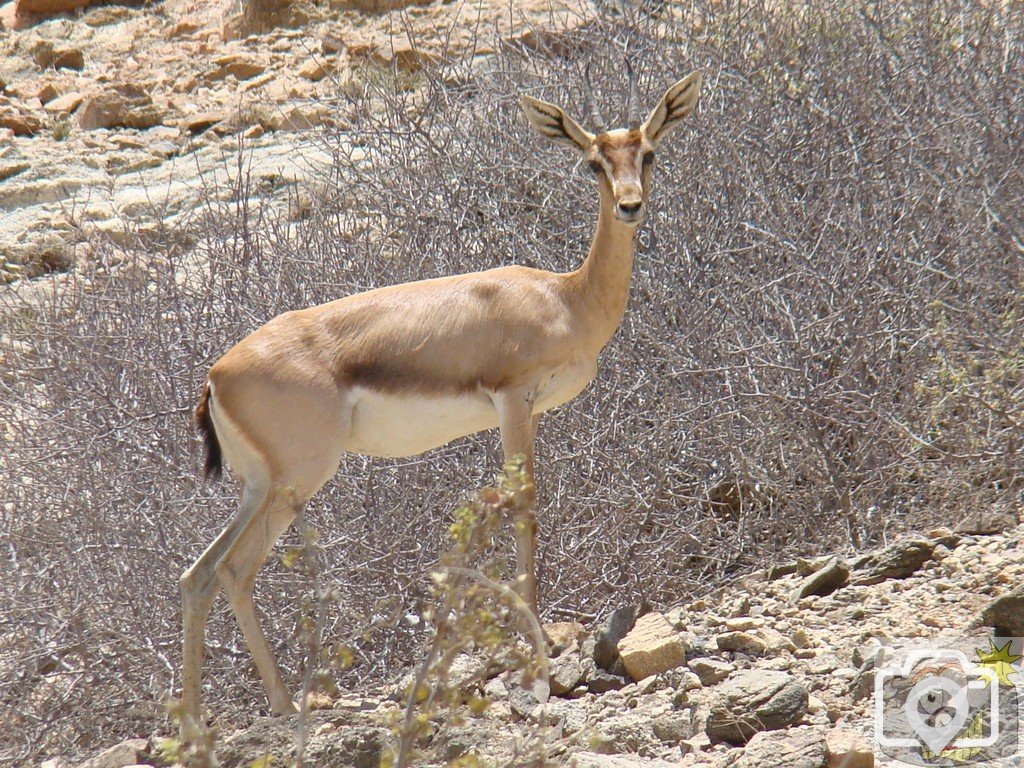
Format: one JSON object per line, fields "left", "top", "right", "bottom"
{"left": 209, "top": 53, "right": 265, "bottom": 82}
{"left": 76, "top": 88, "right": 163, "bottom": 131}
{"left": 651, "top": 708, "right": 697, "bottom": 743}
{"left": 571, "top": 754, "right": 682, "bottom": 767}
{"left": 706, "top": 670, "right": 809, "bottom": 745}
{"left": 957, "top": 509, "right": 1016, "bottom": 534}
{"left": 725, "top": 616, "right": 765, "bottom": 631}
{"left": 15, "top": 0, "right": 90, "bottom": 15}
{"left": 51, "top": 48, "right": 85, "bottom": 71}
{"left": 590, "top": 605, "right": 643, "bottom": 671}
{"left": 0, "top": 101, "right": 42, "bottom": 135}
{"left": 445, "top": 653, "right": 487, "bottom": 689}
{"left": 688, "top": 657, "right": 734, "bottom": 686}
{"left": 36, "top": 83, "right": 60, "bottom": 104}
{"left": 507, "top": 682, "right": 542, "bottom": 720}
{"left": 299, "top": 57, "right": 331, "bottom": 82}
{"left": 975, "top": 589, "right": 1024, "bottom": 636}
{"left": 76, "top": 92, "right": 126, "bottom": 130}
{"left": 825, "top": 728, "right": 873, "bottom": 768}
{"left": 545, "top": 621, "right": 586, "bottom": 654}
{"left": 121, "top": 105, "right": 165, "bottom": 130}
{"left": 44, "top": 91, "right": 83, "bottom": 115}
{"left": 617, "top": 612, "right": 686, "bottom": 681}
{"left": 549, "top": 650, "right": 584, "bottom": 696}
{"left": 0, "top": 161, "right": 30, "bottom": 182}
{"left": 74, "top": 738, "right": 149, "bottom": 768}
{"left": 589, "top": 711, "right": 662, "bottom": 755}
{"left": 304, "top": 691, "right": 333, "bottom": 710}
{"left": 251, "top": 103, "right": 333, "bottom": 132}
{"left": 587, "top": 667, "right": 628, "bottom": 694}
{"left": 792, "top": 557, "right": 849, "bottom": 601}
{"left": 32, "top": 42, "right": 85, "bottom": 71}
{"left": 184, "top": 111, "right": 226, "bottom": 134}
{"left": 716, "top": 631, "right": 767, "bottom": 656}
{"left": 728, "top": 727, "right": 827, "bottom": 768}
{"left": 851, "top": 538, "right": 935, "bottom": 585}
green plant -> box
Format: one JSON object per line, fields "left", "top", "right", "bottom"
{"left": 383, "top": 458, "right": 551, "bottom": 768}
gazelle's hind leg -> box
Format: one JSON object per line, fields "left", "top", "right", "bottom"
{"left": 180, "top": 478, "right": 266, "bottom": 732}
{"left": 215, "top": 488, "right": 303, "bottom": 715}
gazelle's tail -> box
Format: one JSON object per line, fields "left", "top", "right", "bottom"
{"left": 194, "top": 381, "right": 223, "bottom": 481}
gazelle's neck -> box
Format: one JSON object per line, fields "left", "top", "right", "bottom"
{"left": 565, "top": 184, "right": 639, "bottom": 348}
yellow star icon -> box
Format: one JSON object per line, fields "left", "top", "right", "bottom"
{"left": 976, "top": 638, "right": 1022, "bottom": 688}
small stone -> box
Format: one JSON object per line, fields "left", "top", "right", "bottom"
{"left": 75, "top": 738, "right": 149, "bottom": 768}
{"left": 688, "top": 657, "right": 734, "bottom": 686}
{"left": 44, "top": 91, "right": 83, "bottom": 115}
{"left": 549, "top": 651, "right": 583, "bottom": 696}
{"left": 617, "top": 612, "right": 686, "bottom": 681}
{"left": 16, "top": 0, "right": 90, "bottom": 14}
{"left": 652, "top": 708, "right": 697, "bottom": 744}
{"left": 303, "top": 691, "right": 333, "bottom": 710}
{"left": 716, "top": 630, "right": 767, "bottom": 656}
{"left": 184, "top": 111, "right": 226, "bottom": 134}
{"left": 544, "top": 621, "right": 586, "bottom": 654}
{"left": 792, "top": 556, "right": 850, "bottom": 601}
{"left": 299, "top": 57, "right": 331, "bottom": 81}
{"left": 50, "top": 48, "right": 85, "bottom": 71}
{"left": 37, "top": 83, "right": 60, "bottom": 104}
{"left": 0, "top": 102, "right": 41, "bottom": 135}
{"left": 76, "top": 92, "right": 126, "bottom": 130}
{"left": 209, "top": 53, "right": 265, "bottom": 82}
{"left": 825, "top": 728, "right": 873, "bottom": 768}
{"left": 706, "top": 670, "right": 809, "bottom": 745}
{"left": 122, "top": 105, "right": 165, "bottom": 130}
{"left": 725, "top": 616, "right": 765, "bottom": 631}
{"left": 587, "top": 668, "right": 628, "bottom": 694}
{"left": 731, "top": 726, "right": 827, "bottom": 768}
{"left": 571, "top": 753, "right": 682, "bottom": 767}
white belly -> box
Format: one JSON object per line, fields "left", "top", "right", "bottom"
{"left": 346, "top": 387, "right": 500, "bottom": 457}
{"left": 343, "top": 358, "right": 597, "bottom": 458}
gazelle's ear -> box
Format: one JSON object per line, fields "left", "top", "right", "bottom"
{"left": 521, "top": 95, "right": 595, "bottom": 152}
{"left": 641, "top": 71, "right": 701, "bottom": 145}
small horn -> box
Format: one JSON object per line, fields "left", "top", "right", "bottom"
{"left": 584, "top": 61, "right": 607, "bottom": 133}
{"left": 625, "top": 57, "right": 639, "bottom": 127}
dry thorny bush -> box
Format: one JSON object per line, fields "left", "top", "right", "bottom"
{"left": 1, "top": 0, "right": 1022, "bottom": 763}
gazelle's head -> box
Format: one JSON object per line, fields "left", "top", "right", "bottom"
{"left": 521, "top": 71, "right": 702, "bottom": 225}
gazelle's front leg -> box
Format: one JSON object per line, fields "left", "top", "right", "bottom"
{"left": 492, "top": 388, "right": 540, "bottom": 616}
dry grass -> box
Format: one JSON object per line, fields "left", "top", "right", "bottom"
{"left": 1, "top": 1, "right": 1022, "bottom": 763}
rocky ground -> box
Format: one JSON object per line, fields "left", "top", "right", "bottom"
{"left": 0, "top": 0, "right": 591, "bottom": 282}
{"left": 50, "top": 512, "right": 1024, "bottom": 768}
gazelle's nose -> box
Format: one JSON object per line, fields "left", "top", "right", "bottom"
{"left": 617, "top": 200, "right": 643, "bottom": 219}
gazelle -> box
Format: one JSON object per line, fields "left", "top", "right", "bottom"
{"left": 179, "top": 70, "right": 702, "bottom": 728}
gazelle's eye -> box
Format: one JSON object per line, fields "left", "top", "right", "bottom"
{"left": 642, "top": 152, "right": 655, "bottom": 167}
{"left": 588, "top": 159, "right": 604, "bottom": 175}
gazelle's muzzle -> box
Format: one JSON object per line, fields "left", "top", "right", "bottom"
{"left": 613, "top": 183, "right": 645, "bottom": 224}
